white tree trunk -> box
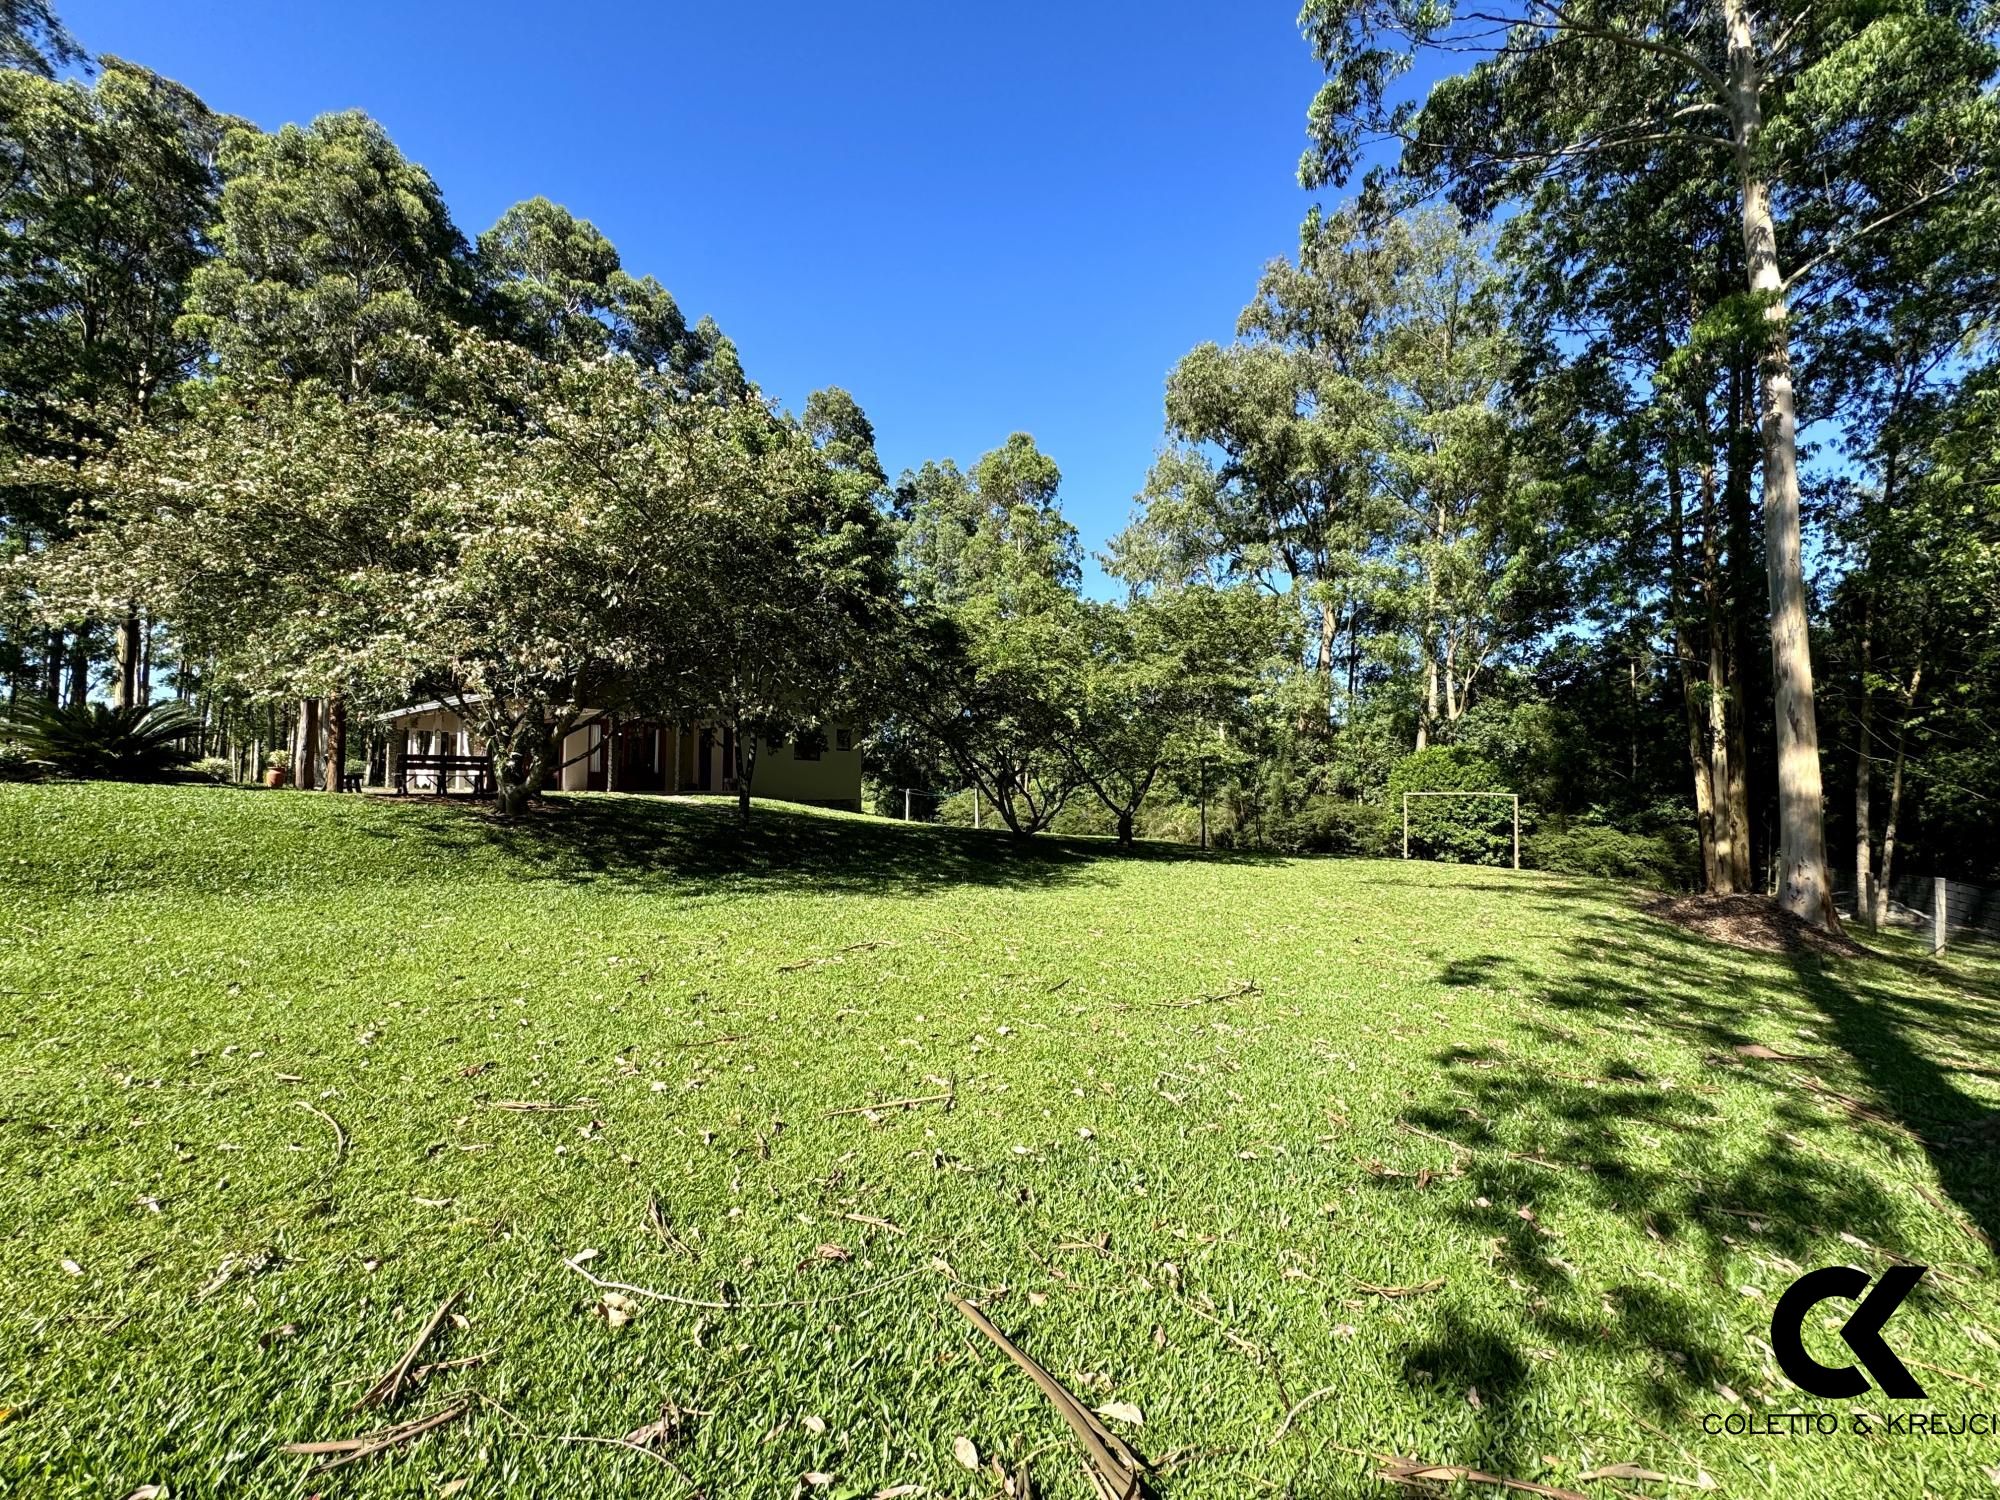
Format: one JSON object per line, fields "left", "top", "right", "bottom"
{"left": 1720, "top": 0, "right": 1838, "bottom": 928}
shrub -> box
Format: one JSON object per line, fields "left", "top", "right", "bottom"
{"left": 187, "top": 756, "right": 236, "bottom": 784}
{"left": 1387, "top": 746, "right": 1512, "bottom": 864}
{"left": 0, "top": 697, "right": 200, "bottom": 781}
{"left": 1268, "top": 797, "right": 1398, "bottom": 857}
{"left": 1524, "top": 821, "right": 1698, "bottom": 889}
{"left": 0, "top": 740, "right": 42, "bottom": 782}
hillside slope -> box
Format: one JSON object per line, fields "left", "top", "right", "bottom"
{"left": 3, "top": 784, "right": 1996, "bottom": 1498}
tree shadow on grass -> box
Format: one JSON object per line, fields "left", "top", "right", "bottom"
{"left": 370, "top": 792, "right": 1291, "bottom": 900}
{"left": 1364, "top": 895, "right": 2000, "bottom": 1479}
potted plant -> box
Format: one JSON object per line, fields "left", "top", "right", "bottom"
{"left": 264, "top": 749, "right": 291, "bottom": 788}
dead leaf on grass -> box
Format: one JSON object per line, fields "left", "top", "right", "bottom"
{"left": 595, "top": 1291, "right": 642, "bottom": 1328}
{"left": 952, "top": 1435, "right": 980, "bottom": 1470}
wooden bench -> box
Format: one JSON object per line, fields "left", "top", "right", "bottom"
{"left": 395, "top": 753, "right": 494, "bottom": 799}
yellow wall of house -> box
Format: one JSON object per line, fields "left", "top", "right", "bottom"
{"left": 748, "top": 733, "right": 862, "bottom": 808}
{"left": 382, "top": 708, "right": 862, "bottom": 808}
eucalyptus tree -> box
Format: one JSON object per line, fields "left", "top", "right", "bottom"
{"left": 0, "top": 0, "right": 78, "bottom": 76}
{"left": 181, "top": 110, "right": 473, "bottom": 401}
{"left": 1122, "top": 207, "right": 1401, "bottom": 705}
{"left": 1115, "top": 211, "right": 1562, "bottom": 790}
{"left": 0, "top": 58, "right": 225, "bottom": 709}
{"left": 176, "top": 107, "right": 473, "bottom": 782}
{"left": 1295, "top": 0, "right": 2000, "bottom": 925}
{"left": 1498, "top": 128, "right": 1766, "bottom": 891}
{"left": 475, "top": 195, "right": 745, "bottom": 400}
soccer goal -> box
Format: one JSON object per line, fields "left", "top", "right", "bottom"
{"left": 1401, "top": 791, "right": 1521, "bottom": 871}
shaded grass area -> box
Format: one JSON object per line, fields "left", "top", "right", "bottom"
{"left": 2, "top": 782, "right": 1997, "bottom": 1499}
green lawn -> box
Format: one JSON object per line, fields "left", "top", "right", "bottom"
{"left": 3, "top": 784, "right": 1997, "bottom": 1500}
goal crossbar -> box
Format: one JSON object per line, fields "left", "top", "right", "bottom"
{"left": 1401, "top": 791, "right": 1520, "bottom": 871}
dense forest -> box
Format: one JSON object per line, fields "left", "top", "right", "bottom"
{"left": 2, "top": 1, "right": 1996, "bottom": 926}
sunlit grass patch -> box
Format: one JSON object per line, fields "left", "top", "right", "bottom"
{"left": 2, "top": 783, "right": 1996, "bottom": 1498}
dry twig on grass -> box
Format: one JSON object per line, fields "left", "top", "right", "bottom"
{"left": 282, "top": 1398, "right": 470, "bottom": 1474}
{"left": 356, "top": 1291, "right": 462, "bottom": 1411}
{"left": 645, "top": 1193, "right": 698, "bottom": 1257}
{"left": 486, "top": 1098, "right": 595, "bottom": 1113}
{"left": 1142, "top": 979, "right": 1260, "bottom": 1011}
{"left": 951, "top": 1297, "right": 1145, "bottom": 1500}
{"left": 294, "top": 1100, "right": 348, "bottom": 1157}
{"left": 563, "top": 1253, "right": 930, "bottom": 1312}
{"left": 825, "top": 1087, "right": 955, "bottom": 1119}
{"left": 1353, "top": 1278, "right": 1445, "bottom": 1299}
{"left": 1324, "top": 1444, "right": 1591, "bottom": 1500}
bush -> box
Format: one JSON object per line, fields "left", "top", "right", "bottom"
{"left": 1387, "top": 746, "right": 1513, "bottom": 864}
{"left": 0, "top": 740, "right": 43, "bottom": 782}
{"left": 0, "top": 697, "right": 200, "bottom": 781}
{"left": 187, "top": 756, "right": 236, "bottom": 784}
{"left": 1267, "top": 797, "right": 1398, "bottom": 857}
{"left": 1523, "top": 820, "right": 1698, "bottom": 889}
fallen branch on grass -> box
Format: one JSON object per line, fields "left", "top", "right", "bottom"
{"left": 842, "top": 1212, "right": 905, "bottom": 1236}
{"left": 1354, "top": 1278, "right": 1445, "bottom": 1299}
{"left": 553, "top": 1432, "right": 682, "bottom": 1469}
{"left": 1143, "top": 979, "right": 1260, "bottom": 1011}
{"left": 824, "top": 1088, "right": 954, "bottom": 1119}
{"left": 1269, "top": 1384, "right": 1340, "bottom": 1444}
{"left": 487, "top": 1098, "right": 596, "bottom": 1113}
{"left": 645, "top": 1193, "right": 698, "bottom": 1257}
{"left": 356, "top": 1291, "right": 462, "bottom": 1411}
{"left": 282, "top": 1398, "right": 470, "bottom": 1474}
{"left": 1324, "top": 1445, "right": 1590, "bottom": 1500}
{"left": 951, "top": 1297, "right": 1144, "bottom": 1500}
{"left": 294, "top": 1100, "right": 348, "bottom": 1157}
{"left": 563, "top": 1253, "right": 930, "bottom": 1312}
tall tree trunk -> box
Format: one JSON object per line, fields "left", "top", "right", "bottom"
{"left": 1871, "top": 661, "right": 1921, "bottom": 927}
{"left": 64, "top": 634, "right": 88, "bottom": 706}
{"left": 113, "top": 607, "right": 141, "bottom": 709}
{"left": 42, "top": 627, "right": 63, "bottom": 701}
{"left": 296, "top": 697, "right": 319, "bottom": 790}
{"left": 1874, "top": 719, "right": 1907, "bottom": 930}
{"left": 1418, "top": 650, "right": 1437, "bottom": 751}
{"left": 1666, "top": 460, "right": 1722, "bottom": 886}
{"left": 1720, "top": 0, "right": 1837, "bottom": 928}
{"left": 735, "top": 717, "right": 755, "bottom": 824}
{"left": 1854, "top": 608, "right": 1874, "bottom": 927}
{"left": 324, "top": 689, "right": 347, "bottom": 793}
{"left": 1722, "top": 356, "right": 1758, "bottom": 889}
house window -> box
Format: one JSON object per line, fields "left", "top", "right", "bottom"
{"left": 835, "top": 728, "right": 854, "bottom": 752}
{"left": 794, "top": 738, "right": 820, "bottom": 762}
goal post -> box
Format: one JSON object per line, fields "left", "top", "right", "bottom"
{"left": 1401, "top": 790, "right": 1520, "bottom": 871}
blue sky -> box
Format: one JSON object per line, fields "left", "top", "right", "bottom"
{"left": 67, "top": 1, "right": 1344, "bottom": 594}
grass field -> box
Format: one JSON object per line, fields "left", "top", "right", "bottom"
{"left": 3, "top": 783, "right": 1997, "bottom": 1500}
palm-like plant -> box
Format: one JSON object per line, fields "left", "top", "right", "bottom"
{"left": 0, "top": 697, "right": 202, "bottom": 780}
